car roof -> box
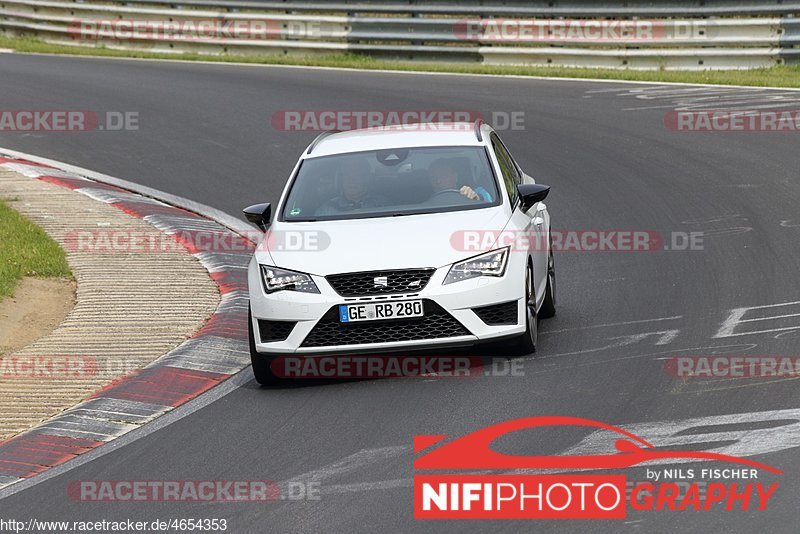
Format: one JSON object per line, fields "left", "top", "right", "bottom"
{"left": 304, "top": 122, "right": 487, "bottom": 158}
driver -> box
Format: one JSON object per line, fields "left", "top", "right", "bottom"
{"left": 316, "top": 158, "right": 388, "bottom": 216}
{"left": 428, "top": 159, "right": 491, "bottom": 201}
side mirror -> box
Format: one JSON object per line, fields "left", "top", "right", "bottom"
{"left": 243, "top": 203, "right": 272, "bottom": 232}
{"left": 517, "top": 184, "right": 550, "bottom": 212}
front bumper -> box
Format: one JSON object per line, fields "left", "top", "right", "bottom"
{"left": 248, "top": 257, "right": 526, "bottom": 355}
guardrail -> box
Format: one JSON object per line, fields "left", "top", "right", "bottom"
{"left": 1, "top": 0, "right": 798, "bottom": 69}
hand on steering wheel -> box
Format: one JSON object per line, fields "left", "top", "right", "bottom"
{"left": 459, "top": 185, "right": 480, "bottom": 200}
{"left": 431, "top": 187, "right": 481, "bottom": 201}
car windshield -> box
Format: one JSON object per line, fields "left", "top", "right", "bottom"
{"left": 281, "top": 146, "right": 500, "bottom": 221}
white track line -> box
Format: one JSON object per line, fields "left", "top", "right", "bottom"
{"left": 540, "top": 315, "right": 682, "bottom": 334}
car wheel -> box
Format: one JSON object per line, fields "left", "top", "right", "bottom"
{"left": 510, "top": 263, "right": 538, "bottom": 355}
{"left": 248, "top": 305, "right": 280, "bottom": 385}
{"left": 538, "top": 242, "right": 556, "bottom": 319}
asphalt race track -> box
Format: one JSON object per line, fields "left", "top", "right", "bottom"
{"left": 1, "top": 53, "right": 800, "bottom": 532}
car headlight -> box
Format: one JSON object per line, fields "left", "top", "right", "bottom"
{"left": 443, "top": 247, "right": 509, "bottom": 285}
{"left": 260, "top": 265, "right": 320, "bottom": 294}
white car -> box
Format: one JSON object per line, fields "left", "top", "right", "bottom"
{"left": 244, "top": 121, "right": 555, "bottom": 384}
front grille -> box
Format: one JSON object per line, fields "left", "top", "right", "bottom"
{"left": 473, "top": 301, "right": 518, "bottom": 325}
{"left": 258, "top": 319, "right": 297, "bottom": 342}
{"left": 326, "top": 268, "right": 435, "bottom": 297}
{"left": 301, "top": 300, "right": 469, "bottom": 347}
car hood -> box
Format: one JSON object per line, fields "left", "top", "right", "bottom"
{"left": 259, "top": 207, "right": 511, "bottom": 276}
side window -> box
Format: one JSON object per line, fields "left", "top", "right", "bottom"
{"left": 491, "top": 133, "right": 520, "bottom": 205}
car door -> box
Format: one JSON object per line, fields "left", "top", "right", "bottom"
{"left": 490, "top": 133, "right": 549, "bottom": 308}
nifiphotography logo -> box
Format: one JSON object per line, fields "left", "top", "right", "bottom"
{"left": 413, "top": 416, "right": 782, "bottom": 519}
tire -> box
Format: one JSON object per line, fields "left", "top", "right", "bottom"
{"left": 510, "top": 263, "right": 538, "bottom": 355}
{"left": 248, "top": 305, "right": 280, "bottom": 385}
{"left": 538, "top": 244, "right": 556, "bottom": 319}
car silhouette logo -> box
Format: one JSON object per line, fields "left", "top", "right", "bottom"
{"left": 374, "top": 276, "right": 389, "bottom": 287}
{"left": 414, "top": 416, "right": 783, "bottom": 474}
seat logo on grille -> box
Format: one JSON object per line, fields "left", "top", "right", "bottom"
{"left": 374, "top": 276, "right": 389, "bottom": 287}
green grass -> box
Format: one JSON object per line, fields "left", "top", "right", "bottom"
{"left": 1, "top": 35, "right": 800, "bottom": 88}
{"left": 0, "top": 198, "right": 71, "bottom": 299}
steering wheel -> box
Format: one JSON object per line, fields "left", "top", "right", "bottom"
{"left": 432, "top": 188, "right": 464, "bottom": 197}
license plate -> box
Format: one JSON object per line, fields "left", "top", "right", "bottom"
{"left": 339, "top": 300, "right": 424, "bottom": 323}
